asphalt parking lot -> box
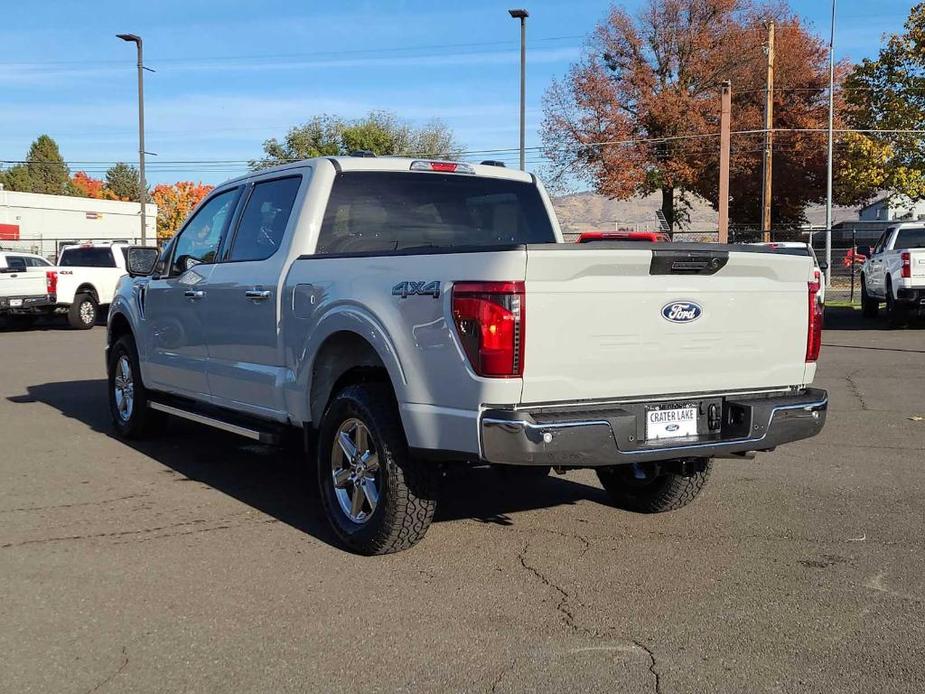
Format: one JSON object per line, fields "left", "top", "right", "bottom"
{"left": 1, "top": 309, "right": 923, "bottom": 693}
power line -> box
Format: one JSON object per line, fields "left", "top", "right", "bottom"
{"left": 0, "top": 34, "right": 585, "bottom": 68}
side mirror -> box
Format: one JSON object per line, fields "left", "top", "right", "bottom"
{"left": 126, "top": 246, "right": 160, "bottom": 277}
{"left": 856, "top": 245, "right": 871, "bottom": 259}
{"left": 817, "top": 260, "right": 829, "bottom": 272}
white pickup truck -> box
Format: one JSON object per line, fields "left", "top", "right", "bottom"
{"left": 107, "top": 156, "right": 828, "bottom": 555}
{"left": 0, "top": 251, "right": 56, "bottom": 326}
{"left": 1, "top": 244, "right": 131, "bottom": 329}
{"left": 860, "top": 223, "right": 925, "bottom": 323}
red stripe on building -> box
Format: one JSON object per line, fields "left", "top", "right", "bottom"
{"left": 0, "top": 223, "right": 20, "bottom": 240}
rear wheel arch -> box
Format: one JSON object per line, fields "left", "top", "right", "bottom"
{"left": 75, "top": 283, "right": 99, "bottom": 303}
{"left": 309, "top": 331, "right": 396, "bottom": 426}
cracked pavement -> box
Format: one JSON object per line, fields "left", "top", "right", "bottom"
{"left": 1, "top": 308, "right": 923, "bottom": 693}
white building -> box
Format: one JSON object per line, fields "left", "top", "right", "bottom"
{"left": 858, "top": 195, "right": 925, "bottom": 223}
{"left": 0, "top": 188, "right": 156, "bottom": 261}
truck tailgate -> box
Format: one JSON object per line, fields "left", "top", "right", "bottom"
{"left": 0, "top": 270, "right": 46, "bottom": 298}
{"left": 911, "top": 249, "right": 925, "bottom": 281}
{"left": 520, "top": 245, "right": 813, "bottom": 404}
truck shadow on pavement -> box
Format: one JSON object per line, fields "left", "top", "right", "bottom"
{"left": 823, "top": 306, "right": 924, "bottom": 332}
{"left": 8, "top": 379, "right": 610, "bottom": 548}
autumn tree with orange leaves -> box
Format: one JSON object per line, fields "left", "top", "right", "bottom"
{"left": 542, "top": 0, "right": 850, "bottom": 230}
{"left": 151, "top": 182, "right": 214, "bottom": 240}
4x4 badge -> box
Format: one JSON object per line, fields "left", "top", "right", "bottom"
{"left": 392, "top": 281, "right": 440, "bottom": 299}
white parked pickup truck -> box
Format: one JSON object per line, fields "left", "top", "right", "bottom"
{"left": 0, "top": 251, "right": 56, "bottom": 326}
{"left": 51, "top": 243, "right": 133, "bottom": 329}
{"left": 107, "top": 156, "right": 828, "bottom": 555}
{"left": 860, "top": 223, "right": 925, "bottom": 324}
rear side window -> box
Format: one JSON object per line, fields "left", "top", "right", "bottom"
{"left": 316, "top": 172, "right": 556, "bottom": 254}
{"left": 59, "top": 248, "right": 116, "bottom": 267}
{"left": 5, "top": 256, "right": 26, "bottom": 270}
{"left": 227, "top": 176, "right": 301, "bottom": 262}
{"left": 895, "top": 227, "right": 925, "bottom": 249}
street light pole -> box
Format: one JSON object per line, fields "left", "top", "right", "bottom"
{"left": 508, "top": 9, "right": 529, "bottom": 171}
{"left": 117, "top": 33, "right": 147, "bottom": 245}
{"left": 825, "top": 0, "right": 837, "bottom": 287}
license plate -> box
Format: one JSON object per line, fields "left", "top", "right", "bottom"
{"left": 646, "top": 406, "right": 698, "bottom": 440}
{"left": 9, "top": 299, "right": 22, "bottom": 307}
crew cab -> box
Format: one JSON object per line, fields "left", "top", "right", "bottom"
{"left": 860, "top": 223, "right": 925, "bottom": 323}
{"left": 0, "top": 251, "right": 57, "bottom": 326}
{"left": 106, "top": 157, "right": 828, "bottom": 555}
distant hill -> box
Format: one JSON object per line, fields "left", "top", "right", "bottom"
{"left": 551, "top": 191, "right": 858, "bottom": 239}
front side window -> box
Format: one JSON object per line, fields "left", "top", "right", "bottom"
{"left": 894, "top": 227, "right": 925, "bottom": 249}
{"left": 873, "top": 231, "right": 888, "bottom": 255}
{"left": 227, "top": 177, "right": 301, "bottom": 262}
{"left": 315, "top": 172, "right": 556, "bottom": 254}
{"left": 171, "top": 188, "right": 240, "bottom": 274}
{"left": 59, "top": 248, "right": 116, "bottom": 268}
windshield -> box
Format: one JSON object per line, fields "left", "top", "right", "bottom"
{"left": 316, "top": 171, "right": 556, "bottom": 254}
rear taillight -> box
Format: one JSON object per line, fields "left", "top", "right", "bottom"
{"left": 451, "top": 281, "right": 525, "bottom": 377}
{"left": 46, "top": 270, "right": 57, "bottom": 296}
{"left": 806, "top": 279, "right": 823, "bottom": 362}
{"left": 901, "top": 251, "right": 911, "bottom": 279}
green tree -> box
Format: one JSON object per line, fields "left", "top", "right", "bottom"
{"left": 0, "top": 164, "right": 34, "bottom": 192}
{"left": 250, "top": 111, "right": 460, "bottom": 170}
{"left": 105, "top": 162, "right": 144, "bottom": 201}
{"left": 844, "top": 3, "right": 925, "bottom": 201}
{"left": 24, "top": 135, "right": 69, "bottom": 194}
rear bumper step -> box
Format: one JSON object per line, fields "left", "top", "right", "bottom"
{"left": 480, "top": 388, "right": 827, "bottom": 467}
{"left": 149, "top": 400, "right": 282, "bottom": 445}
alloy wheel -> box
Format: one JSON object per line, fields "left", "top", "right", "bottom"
{"left": 113, "top": 355, "right": 134, "bottom": 422}
{"left": 80, "top": 300, "right": 94, "bottom": 325}
{"left": 330, "top": 418, "right": 381, "bottom": 523}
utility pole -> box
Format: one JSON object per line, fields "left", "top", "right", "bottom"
{"left": 508, "top": 9, "right": 529, "bottom": 171}
{"left": 718, "top": 81, "right": 732, "bottom": 243}
{"left": 117, "top": 33, "right": 148, "bottom": 245}
{"left": 761, "top": 21, "right": 775, "bottom": 241}
{"left": 825, "top": 0, "right": 837, "bottom": 286}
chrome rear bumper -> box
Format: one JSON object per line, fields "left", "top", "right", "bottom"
{"left": 480, "top": 388, "right": 827, "bottom": 467}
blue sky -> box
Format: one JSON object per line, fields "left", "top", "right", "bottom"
{"left": 0, "top": 0, "right": 913, "bottom": 186}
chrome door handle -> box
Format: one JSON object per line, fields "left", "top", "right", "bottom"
{"left": 184, "top": 290, "right": 205, "bottom": 300}
{"left": 245, "top": 289, "right": 272, "bottom": 301}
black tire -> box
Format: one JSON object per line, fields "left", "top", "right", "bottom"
{"left": 317, "top": 383, "right": 436, "bottom": 555}
{"left": 860, "top": 277, "right": 878, "bottom": 319}
{"left": 596, "top": 459, "right": 712, "bottom": 513}
{"left": 68, "top": 293, "right": 97, "bottom": 329}
{"left": 885, "top": 279, "right": 907, "bottom": 328}
{"left": 108, "top": 334, "right": 166, "bottom": 438}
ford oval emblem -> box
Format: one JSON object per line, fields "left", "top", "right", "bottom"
{"left": 662, "top": 300, "right": 702, "bottom": 323}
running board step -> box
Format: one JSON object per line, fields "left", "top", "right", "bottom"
{"left": 149, "top": 401, "right": 282, "bottom": 445}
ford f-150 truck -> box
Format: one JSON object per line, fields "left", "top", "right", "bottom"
{"left": 859, "top": 223, "right": 925, "bottom": 324}
{"left": 106, "top": 156, "right": 828, "bottom": 555}
{"left": 0, "top": 251, "right": 57, "bottom": 326}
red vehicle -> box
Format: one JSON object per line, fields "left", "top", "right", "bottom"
{"left": 576, "top": 231, "right": 671, "bottom": 243}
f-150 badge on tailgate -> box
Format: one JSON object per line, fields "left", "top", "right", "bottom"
{"left": 392, "top": 281, "right": 440, "bottom": 299}
{"left": 662, "top": 300, "right": 702, "bottom": 323}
